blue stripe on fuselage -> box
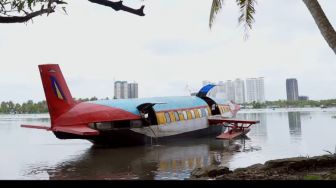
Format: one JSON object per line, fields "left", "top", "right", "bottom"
{"left": 88, "top": 96, "right": 209, "bottom": 115}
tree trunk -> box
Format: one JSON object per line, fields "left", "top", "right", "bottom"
{"left": 303, "top": 0, "right": 336, "bottom": 55}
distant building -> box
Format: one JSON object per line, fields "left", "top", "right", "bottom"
{"left": 298, "top": 96, "right": 309, "bottom": 101}
{"left": 114, "top": 81, "right": 128, "bottom": 99}
{"left": 224, "top": 80, "right": 235, "bottom": 101}
{"left": 214, "top": 81, "right": 226, "bottom": 99}
{"left": 286, "top": 78, "right": 299, "bottom": 101}
{"left": 128, "top": 82, "right": 138, "bottom": 99}
{"left": 114, "top": 81, "right": 139, "bottom": 99}
{"left": 246, "top": 77, "right": 265, "bottom": 103}
{"left": 233, "top": 79, "right": 245, "bottom": 104}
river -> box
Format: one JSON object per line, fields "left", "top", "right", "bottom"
{"left": 1, "top": 108, "right": 336, "bottom": 180}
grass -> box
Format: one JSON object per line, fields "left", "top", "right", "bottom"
{"left": 303, "top": 175, "right": 322, "bottom": 180}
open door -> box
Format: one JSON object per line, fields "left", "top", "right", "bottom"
{"left": 137, "top": 103, "right": 159, "bottom": 126}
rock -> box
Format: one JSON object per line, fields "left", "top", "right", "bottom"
{"left": 190, "top": 165, "right": 232, "bottom": 178}
{"left": 190, "top": 167, "right": 206, "bottom": 178}
{"left": 191, "top": 154, "right": 336, "bottom": 180}
{"left": 264, "top": 157, "right": 307, "bottom": 169}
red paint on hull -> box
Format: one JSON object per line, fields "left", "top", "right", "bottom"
{"left": 55, "top": 102, "right": 141, "bottom": 127}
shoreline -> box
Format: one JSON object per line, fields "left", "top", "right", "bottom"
{"left": 189, "top": 154, "right": 336, "bottom": 180}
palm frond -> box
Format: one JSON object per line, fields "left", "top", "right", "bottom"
{"left": 236, "top": 0, "right": 257, "bottom": 40}
{"left": 209, "top": 0, "right": 224, "bottom": 29}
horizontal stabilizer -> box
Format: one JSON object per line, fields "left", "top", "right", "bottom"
{"left": 52, "top": 125, "right": 99, "bottom": 136}
{"left": 21, "top": 124, "right": 51, "bottom": 130}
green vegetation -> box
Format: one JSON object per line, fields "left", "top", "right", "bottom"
{"left": 0, "top": 100, "right": 48, "bottom": 114}
{"left": 242, "top": 99, "right": 336, "bottom": 109}
{"left": 0, "top": 97, "right": 105, "bottom": 114}
{"left": 303, "top": 175, "right": 322, "bottom": 180}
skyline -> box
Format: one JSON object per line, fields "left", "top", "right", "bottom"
{"left": 0, "top": 0, "right": 335, "bottom": 103}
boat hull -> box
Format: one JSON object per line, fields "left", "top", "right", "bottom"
{"left": 53, "top": 125, "right": 225, "bottom": 147}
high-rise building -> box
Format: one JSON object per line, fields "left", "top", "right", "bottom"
{"left": 216, "top": 81, "right": 226, "bottom": 99}
{"left": 256, "top": 78, "right": 265, "bottom": 103}
{"left": 114, "top": 81, "right": 128, "bottom": 99}
{"left": 233, "top": 78, "right": 245, "bottom": 104}
{"left": 286, "top": 78, "right": 299, "bottom": 101}
{"left": 128, "top": 82, "right": 138, "bottom": 99}
{"left": 246, "top": 77, "right": 265, "bottom": 103}
{"left": 224, "top": 80, "right": 235, "bottom": 101}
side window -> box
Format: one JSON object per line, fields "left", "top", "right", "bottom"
{"left": 169, "top": 112, "right": 176, "bottom": 122}
{"left": 204, "top": 108, "right": 209, "bottom": 117}
{"left": 201, "top": 108, "right": 206, "bottom": 117}
{"left": 190, "top": 110, "right": 196, "bottom": 119}
{"left": 186, "top": 111, "right": 192, "bottom": 119}
{"left": 174, "top": 111, "right": 180, "bottom": 121}
{"left": 156, "top": 112, "right": 166, "bottom": 124}
{"left": 182, "top": 111, "right": 188, "bottom": 120}
{"left": 194, "top": 109, "right": 200, "bottom": 118}
{"left": 164, "top": 112, "right": 171, "bottom": 123}
{"left": 207, "top": 107, "right": 212, "bottom": 116}
{"left": 178, "top": 111, "right": 184, "bottom": 120}
{"left": 198, "top": 109, "right": 202, "bottom": 118}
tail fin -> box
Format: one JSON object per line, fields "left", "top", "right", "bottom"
{"left": 39, "top": 64, "right": 76, "bottom": 125}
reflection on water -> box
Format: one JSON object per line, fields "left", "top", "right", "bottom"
{"left": 238, "top": 113, "right": 267, "bottom": 141}
{"left": 1, "top": 109, "right": 336, "bottom": 180}
{"left": 288, "top": 112, "right": 302, "bottom": 142}
{"left": 24, "top": 139, "right": 245, "bottom": 180}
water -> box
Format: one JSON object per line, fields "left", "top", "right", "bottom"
{"left": 1, "top": 108, "right": 336, "bottom": 180}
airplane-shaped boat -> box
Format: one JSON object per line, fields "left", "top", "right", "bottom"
{"left": 21, "top": 64, "right": 259, "bottom": 146}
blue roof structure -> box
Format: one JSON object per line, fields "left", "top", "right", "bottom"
{"left": 88, "top": 96, "right": 208, "bottom": 115}
{"left": 196, "top": 84, "right": 216, "bottom": 98}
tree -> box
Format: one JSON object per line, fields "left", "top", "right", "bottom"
{"left": 0, "top": 0, "right": 145, "bottom": 23}
{"left": 209, "top": 0, "right": 336, "bottom": 54}
{"left": 89, "top": 96, "right": 98, "bottom": 101}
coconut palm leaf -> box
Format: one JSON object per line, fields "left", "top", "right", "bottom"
{"left": 209, "top": 0, "right": 224, "bottom": 29}
{"left": 209, "top": 0, "right": 257, "bottom": 39}
{"left": 236, "top": 0, "right": 256, "bottom": 39}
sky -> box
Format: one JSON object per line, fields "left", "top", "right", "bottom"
{"left": 0, "top": 0, "right": 335, "bottom": 103}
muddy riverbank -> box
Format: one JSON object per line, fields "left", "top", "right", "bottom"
{"left": 190, "top": 154, "right": 336, "bottom": 180}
